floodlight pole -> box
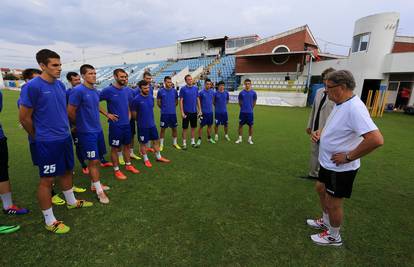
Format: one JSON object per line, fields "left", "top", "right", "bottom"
{"left": 306, "top": 53, "right": 313, "bottom": 90}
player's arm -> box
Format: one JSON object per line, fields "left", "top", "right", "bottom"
{"left": 179, "top": 98, "right": 186, "bottom": 118}
{"left": 18, "top": 106, "right": 35, "bottom": 138}
{"left": 157, "top": 98, "right": 162, "bottom": 109}
{"left": 238, "top": 96, "right": 242, "bottom": 107}
{"left": 197, "top": 97, "right": 202, "bottom": 115}
{"left": 253, "top": 92, "right": 257, "bottom": 108}
{"left": 99, "top": 106, "right": 118, "bottom": 122}
{"left": 131, "top": 111, "right": 137, "bottom": 120}
{"left": 67, "top": 104, "right": 78, "bottom": 125}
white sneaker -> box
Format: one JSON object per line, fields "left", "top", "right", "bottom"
{"left": 248, "top": 139, "right": 254, "bottom": 145}
{"left": 306, "top": 218, "right": 328, "bottom": 230}
{"left": 235, "top": 139, "right": 242, "bottom": 144}
{"left": 311, "top": 230, "right": 342, "bottom": 246}
{"left": 97, "top": 192, "right": 110, "bottom": 204}
{"left": 214, "top": 135, "right": 219, "bottom": 141}
{"left": 225, "top": 135, "right": 231, "bottom": 141}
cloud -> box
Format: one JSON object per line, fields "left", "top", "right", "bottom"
{"left": 0, "top": 0, "right": 412, "bottom": 67}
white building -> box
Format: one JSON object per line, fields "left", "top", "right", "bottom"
{"left": 311, "top": 12, "right": 414, "bottom": 107}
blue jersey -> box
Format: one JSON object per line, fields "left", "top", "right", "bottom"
{"left": 238, "top": 89, "right": 257, "bottom": 113}
{"left": 19, "top": 76, "right": 70, "bottom": 142}
{"left": 157, "top": 87, "right": 178, "bottom": 115}
{"left": 100, "top": 85, "right": 131, "bottom": 126}
{"left": 198, "top": 89, "right": 214, "bottom": 114}
{"left": 125, "top": 86, "right": 138, "bottom": 107}
{"left": 131, "top": 93, "right": 155, "bottom": 128}
{"left": 68, "top": 84, "right": 102, "bottom": 133}
{"left": 0, "top": 90, "right": 5, "bottom": 139}
{"left": 179, "top": 85, "right": 198, "bottom": 113}
{"left": 66, "top": 88, "right": 75, "bottom": 104}
{"left": 214, "top": 90, "right": 229, "bottom": 113}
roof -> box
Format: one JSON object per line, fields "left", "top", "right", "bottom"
{"left": 177, "top": 36, "right": 206, "bottom": 43}
{"left": 235, "top": 50, "right": 314, "bottom": 58}
{"left": 205, "top": 36, "right": 228, "bottom": 41}
{"left": 395, "top": 36, "right": 414, "bottom": 43}
{"left": 234, "top": 25, "right": 319, "bottom": 53}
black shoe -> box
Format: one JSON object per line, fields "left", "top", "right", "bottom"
{"left": 299, "top": 175, "right": 317, "bottom": 180}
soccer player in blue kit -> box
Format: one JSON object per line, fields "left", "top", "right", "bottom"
{"left": 156, "top": 76, "right": 181, "bottom": 151}
{"left": 66, "top": 72, "right": 89, "bottom": 175}
{"left": 213, "top": 81, "right": 231, "bottom": 142}
{"left": 124, "top": 73, "right": 141, "bottom": 161}
{"left": 142, "top": 71, "right": 155, "bottom": 152}
{"left": 100, "top": 69, "right": 140, "bottom": 180}
{"left": 196, "top": 78, "right": 215, "bottom": 147}
{"left": 179, "top": 75, "right": 201, "bottom": 149}
{"left": 68, "top": 64, "right": 110, "bottom": 204}
{"left": 235, "top": 79, "right": 257, "bottom": 145}
{"left": 19, "top": 49, "right": 93, "bottom": 234}
{"left": 132, "top": 80, "right": 170, "bottom": 168}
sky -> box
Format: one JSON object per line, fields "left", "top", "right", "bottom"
{"left": 0, "top": 0, "right": 413, "bottom": 68}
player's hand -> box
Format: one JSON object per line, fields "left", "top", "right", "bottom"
{"left": 181, "top": 112, "right": 187, "bottom": 119}
{"left": 331, "top": 152, "right": 347, "bottom": 166}
{"left": 107, "top": 113, "right": 119, "bottom": 122}
{"left": 198, "top": 111, "right": 203, "bottom": 117}
{"left": 306, "top": 128, "right": 311, "bottom": 135}
{"left": 311, "top": 130, "right": 321, "bottom": 143}
{"left": 71, "top": 127, "right": 77, "bottom": 133}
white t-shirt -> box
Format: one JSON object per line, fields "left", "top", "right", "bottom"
{"left": 319, "top": 95, "right": 378, "bottom": 172}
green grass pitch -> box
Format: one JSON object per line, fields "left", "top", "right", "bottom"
{"left": 1, "top": 90, "right": 413, "bottom": 266}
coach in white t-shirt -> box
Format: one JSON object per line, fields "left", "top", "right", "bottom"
{"left": 309, "top": 70, "right": 384, "bottom": 247}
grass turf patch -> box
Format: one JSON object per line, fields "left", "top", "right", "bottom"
{"left": 0, "top": 89, "right": 413, "bottom": 266}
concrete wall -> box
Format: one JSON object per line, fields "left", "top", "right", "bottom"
{"left": 312, "top": 12, "right": 401, "bottom": 97}
{"left": 229, "top": 91, "right": 307, "bottom": 107}
{"left": 383, "top": 52, "right": 414, "bottom": 73}
{"left": 62, "top": 45, "right": 177, "bottom": 71}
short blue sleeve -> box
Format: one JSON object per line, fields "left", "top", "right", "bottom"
{"left": 99, "top": 88, "right": 109, "bottom": 101}
{"left": 19, "top": 82, "right": 37, "bottom": 108}
{"left": 157, "top": 90, "right": 162, "bottom": 99}
{"left": 179, "top": 89, "right": 184, "bottom": 98}
{"left": 131, "top": 96, "right": 138, "bottom": 111}
{"left": 69, "top": 88, "right": 82, "bottom": 107}
{"left": 253, "top": 91, "right": 257, "bottom": 101}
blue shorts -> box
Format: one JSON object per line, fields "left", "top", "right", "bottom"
{"left": 215, "top": 112, "right": 228, "bottom": 126}
{"left": 109, "top": 124, "right": 131, "bottom": 148}
{"left": 29, "top": 141, "right": 38, "bottom": 166}
{"left": 77, "top": 131, "right": 107, "bottom": 160}
{"left": 35, "top": 136, "right": 74, "bottom": 177}
{"left": 239, "top": 112, "right": 254, "bottom": 126}
{"left": 160, "top": 114, "right": 178, "bottom": 128}
{"left": 200, "top": 113, "right": 213, "bottom": 127}
{"left": 137, "top": 127, "right": 159, "bottom": 144}
{"left": 130, "top": 119, "right": 136, "bottom": 136}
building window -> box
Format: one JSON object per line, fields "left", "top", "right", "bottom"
{"left": 271, "top": 45, "right": 290, "bottom": 65}
{"left": 352, "top": 33, "right": 370, "bottom": 53}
